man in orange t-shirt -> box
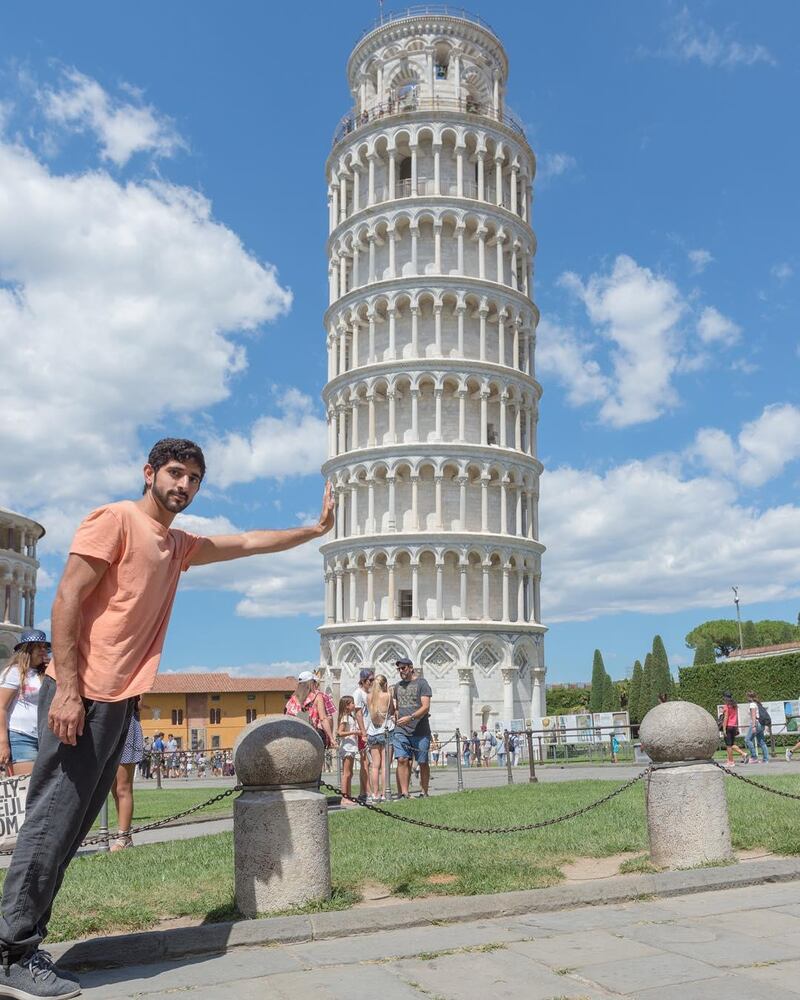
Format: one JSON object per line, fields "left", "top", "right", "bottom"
{"left": 0, "top": 438, "right": 334, "bottom": 998}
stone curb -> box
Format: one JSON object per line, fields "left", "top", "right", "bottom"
{"left": 49, "top": 855, "right": 800, "bottom": 971}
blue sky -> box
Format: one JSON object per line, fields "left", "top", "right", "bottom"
{"left": 1, "top": 1, "right": 797, "bottom": 684}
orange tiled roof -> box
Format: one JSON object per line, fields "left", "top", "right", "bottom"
{"left": 728, "top": 641, "right": 800, "bottom": 658}
{"left": 148, "top": 672, "right": 296, "bottom": 694}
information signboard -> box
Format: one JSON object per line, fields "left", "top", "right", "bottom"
{"left": 0, "top": 775, "right": 28, "bottom": 850}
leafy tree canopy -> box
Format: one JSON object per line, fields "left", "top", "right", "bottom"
{"left": 546, "top": 686, "right": 591, "bottom": 714}
{"left": 685, "top": 619, "right": 800, "bottom": 658}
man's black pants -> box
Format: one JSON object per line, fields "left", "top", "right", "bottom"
{"left": 0, "top": 677, "right": 133, "bottom": 958}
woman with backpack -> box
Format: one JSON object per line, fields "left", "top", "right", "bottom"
{"left": 285, "top": 671, "right": 335, "bottom": 748}
{"left": 720, "top": 694, "right": 750, "bottom": 767}
{"left": 745, "top": 691, "right": 770, "bottom": 763}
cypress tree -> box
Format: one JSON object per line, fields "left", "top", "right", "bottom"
{"left": 639, "top": 652, "right": 654, "bottom": 720}
{"left": 589, "top": 649, "right": 606, "bottom": 712}
{"left": 628, "top": 660, "right": 643, "bottom": 723}
{"left": 600, "top": 672, "right": 615, "bottom": 712}
{"left": 651, "top": 635, "right": 672, "bottom": 704}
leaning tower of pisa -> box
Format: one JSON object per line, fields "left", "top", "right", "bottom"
{"left": 320, "top": 8, "right": 546, "bottom": 735}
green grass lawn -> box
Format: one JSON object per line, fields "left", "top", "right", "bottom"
{"left": 88, "top": 787, "right": 235, "bottom": 831}
{"left": 9, "top": 774, "right": 800, "bottom": 943}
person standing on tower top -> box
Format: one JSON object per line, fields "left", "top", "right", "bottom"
{"left": 0, "top": 437, "right": 334, "bottom": 1000}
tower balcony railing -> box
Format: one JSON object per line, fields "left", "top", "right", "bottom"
{"left": 333, "top": 95, "right": 526, "bottom": 147}
{"left": 371, "top": 177, "right": 514, "bottom": 213}
{"left": 355, "top": 6, "right": 499, "bottom": 44}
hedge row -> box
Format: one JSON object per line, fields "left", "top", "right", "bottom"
{"left": 678, "top": 652, "right": 800, "bottom": 715}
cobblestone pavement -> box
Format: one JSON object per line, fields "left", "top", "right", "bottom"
{"left": 78, "top": 880, "right": 800, "bottom": 999}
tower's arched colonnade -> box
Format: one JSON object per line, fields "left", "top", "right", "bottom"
{"left": 320, "top": 10, "right": 546, "bottom": 734}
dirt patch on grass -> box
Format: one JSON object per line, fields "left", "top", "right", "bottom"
{"left": 425, "top": 874, "right": 459, "bottom": 885}
{"left": 736, "top": 849, "right": 782, "bottom": 863}
{"left": 352, "top": 880, "right": 406, "bottom": 908}
{"left": 560, "top": 853, "right": 641, "bottom": 881}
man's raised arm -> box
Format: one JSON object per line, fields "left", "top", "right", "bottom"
{"left": 189, "top": 481, "right": 335, "bottom": 567}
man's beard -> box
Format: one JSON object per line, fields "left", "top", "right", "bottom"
{"left": 151, "top": 483, "right": 190, "bottom": 513}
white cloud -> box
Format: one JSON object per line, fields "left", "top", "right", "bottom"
{"left": 689, "top": 404, "right": 800, "bottom": 487}
{"left": 541, "top": 460, "right": 800, "bottom": 621}
{"left": 536, "top": 152, "right": 577, "bottom": 184}
{"left": 536, "top": 318, "right": 609, "bottom": 408}
{"left": 543, "top": 257, "right": 748, "bottom": 425}
{"left": 688, "top": 248, "right": 714, "bottom": 274}
{"left": 557, "top": 255, "right": 685, "bottom": 427}
{"left": 203, "top": 389, "right": 327, "bottom": 488}
{"left": 660, "top": 8, "right": 777, "bottom": 69}
{"left": 730, "top": 358, "right": 759, "bottom": 375}
{"left": 696, "top": 305, "right": 741, "bottom": 346}
{"left": 772, "top": 262, "right": 793, "bottom": 283}
{"left": 162, "top": 661, "right": 314, "bottom": 678}
{"left": 40, "top": 68, "right": 185, "bottom": 166}
{"left": 0, "top": 123, "right": 292, "bottom": 518}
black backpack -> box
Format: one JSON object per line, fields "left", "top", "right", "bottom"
{"left": 757, "top": 702, "right": 772, "bottom": 728}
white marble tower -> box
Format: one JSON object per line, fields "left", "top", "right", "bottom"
{"left": 0, "top": 507, "right": 45, "bottom": 662}
{"left": 319, "top": 8, "right": 546, "bottom": 734}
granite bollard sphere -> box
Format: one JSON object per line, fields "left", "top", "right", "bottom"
{"left": 233, "top": 714, "right": 324, "bottom": 786}
{"left": 639, "top": 700, "right": 719, "bottom": 762}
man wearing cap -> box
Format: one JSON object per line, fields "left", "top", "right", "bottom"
{"left": 0, "top": 437, "right": 334, "bottom": 1000}
{"left": 393, "top": 658, "right": 432, "bottom": 798}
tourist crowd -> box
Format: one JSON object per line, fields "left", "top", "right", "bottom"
{"left": 284, "top": 657, "right": 433, "bottom": 801}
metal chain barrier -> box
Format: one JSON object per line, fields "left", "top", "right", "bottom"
{"left": 321, "top": 767, "right": 651, "bottom": 835}
{"left": 0, "top": 783, "right": 242, "bottom": 857}
{"left": 714, "top": 760, "right": 800, "bottom": 800}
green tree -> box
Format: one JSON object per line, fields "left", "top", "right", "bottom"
{"left": 742, "top": 620, "right": 759, "bottom": 649}
{"left": 601, "top": 673, "right": 621, "bottom": 712}
{"left": 693, "top": 637, "right": 716, "bottom": 665}
{"left": 755, "top": 619, "right": 800, "bottom": 645}
{"left": 638, "top": 653, "right": 654, "bottom": 720}
{"left": 589, "top": 649, "right": 606, "bottom": 712}
{"left": 651, "top": 635, "right": 673, "bottom": 704}
{"left": 685, "top": 620, "right": 741, "bottom": 658}
{"left": 628, "top": 660, "right": 643, "bottom": 723}
{"left": 686, "top": 617, "right": 800, "bottom": 657}
{"left": 545, "top": 686, "right": 591, "bottom": 714}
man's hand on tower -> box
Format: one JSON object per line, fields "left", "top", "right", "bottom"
{"left": 318, "top": 481, "right": 335, "bottom": 536}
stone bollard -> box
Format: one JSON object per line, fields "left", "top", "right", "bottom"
{"left": 233, "top": 714, "right": 331, "bottom": 918}
{"left": 639, "top": 700, "right": 733, "bottom": 870}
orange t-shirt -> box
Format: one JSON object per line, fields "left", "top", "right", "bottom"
{"left": 47, "top": 501, "right": 204, "bottom": 702}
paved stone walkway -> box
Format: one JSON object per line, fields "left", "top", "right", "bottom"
{"left": 77, "top": 880, "right": 800, "bottom": 998}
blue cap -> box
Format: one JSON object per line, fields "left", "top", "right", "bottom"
{"left": 14, "top": 629, "right": 50, "bottom": 652}
{"left": 395, "top": 657, "right": 413, "bottom": 666}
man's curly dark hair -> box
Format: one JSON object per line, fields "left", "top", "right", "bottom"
{"left": 142, "top": 438, "right": 206, "bottom": 494}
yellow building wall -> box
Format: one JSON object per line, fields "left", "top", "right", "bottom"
{"left": 141, "top": 690, "right": 291, "bottom": 749}
{"left": 141, "top": 694, "right": 189, "bottom": 744}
